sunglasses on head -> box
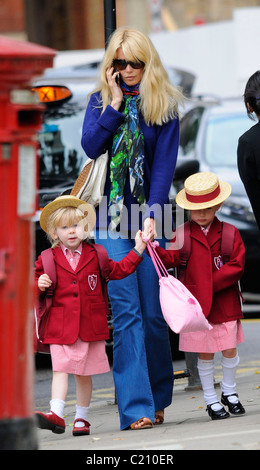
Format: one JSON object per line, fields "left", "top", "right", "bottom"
{"left": 112, "top": 59, "right": 145, "bottom": 71}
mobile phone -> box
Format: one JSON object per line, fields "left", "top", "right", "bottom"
{"left": 113, "top": 68, "right": 120, "bottom": 85}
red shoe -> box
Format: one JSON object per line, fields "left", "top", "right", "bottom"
{"left": 35, "top": 411, "right": 65, "bottom": 434}
{"left": 72, "top": 419, "right": 91, "bottom": 436}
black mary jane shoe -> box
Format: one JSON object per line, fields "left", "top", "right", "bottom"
{"left": 221, "top": 393, "right": 245, "bottom": 415}
{"left": 206, "top": 403, "right": 230, "bottom": 420}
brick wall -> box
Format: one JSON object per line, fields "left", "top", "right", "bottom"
{"left": 1, "top": 0, "right": 259, "bottom": 49}
{"left": 165, "top": 0, "right": 260, "bottom": 28}
{"left": 0, "top": 0, "right": 25, "bottom": 34}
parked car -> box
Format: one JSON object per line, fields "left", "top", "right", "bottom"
{"left": 173, "top": 96, "right": 260, "bottom": 297}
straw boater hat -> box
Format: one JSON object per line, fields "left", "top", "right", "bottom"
{"left": 176, "top": 172, "right": 232, "bottom": 210}
{"left": 40, "top": 195, "right": 96, "bottom": 233}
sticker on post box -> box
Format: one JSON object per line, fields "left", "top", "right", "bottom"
{"left": 18, "top": 144, "right": 36, "bottom": 216}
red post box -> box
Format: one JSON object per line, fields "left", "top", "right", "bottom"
{"left": 0, "top": 36, "right": 55, "bottom": 449}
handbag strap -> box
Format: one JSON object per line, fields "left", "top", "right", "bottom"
{"left": 70, "top": 159, "right": 94, "bottom": 197}
{"left": 146, "top": 239, "right": 169, "bottom": 279}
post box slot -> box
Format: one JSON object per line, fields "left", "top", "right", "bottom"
{"left": 18, "top": 110, "right": 41, "bottom": 128}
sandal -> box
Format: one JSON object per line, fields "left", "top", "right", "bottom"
{"left": 130, "top": 417, "right": 153, "bottom": 430}
{"left": 154, "top": 410, "right": 164, "bottom": 425}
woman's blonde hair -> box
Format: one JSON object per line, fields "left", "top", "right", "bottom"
{"left": 92, "top": 27, "right": 184, "bottom": 126}
{"left": 46, "top": 207, "right": 87, "bottom": 248}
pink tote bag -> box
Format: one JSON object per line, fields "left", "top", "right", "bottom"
{"left": 146, "top": 240, "right": 212, "bottom": 334}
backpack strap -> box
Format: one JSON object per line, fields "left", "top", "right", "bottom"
{"left": 90, "top": 243, "right": 110, "bottom": 314}
{"left": 178, "top": 221, "right": 235, "bottom": 265}
{"left": 35, "top": 248, "right": 56, "bottom": 350}
{"left": 41, "top": 248, "right": 57, "bottom": 295}
{"left": 92, "top": 244, "right": 110, "bottom": 281}
{"left": 221, "top": 222, "right": 243, "bottom": 302}
{"left": 221, "top": 222, "right": 235, "bottom": 264}
{"left": 178, "top": 221, "right": 191, "bottom": 267}
{"left": 177, "top": 221, "right": 191, "bottom": 282}
{"left": 177, "top": 221, "right": 235, "bottom": 281}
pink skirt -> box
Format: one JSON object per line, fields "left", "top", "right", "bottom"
{"left": 179, "top": 320, "right": 244, "bottom": 353}
{"left": 50, "top": 338, "right": 110, "bottom": 376}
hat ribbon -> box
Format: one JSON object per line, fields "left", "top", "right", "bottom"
{"left": 186, "top": 184, "right": 220, "bottom": 203}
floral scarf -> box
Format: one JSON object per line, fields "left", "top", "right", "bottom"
{"left": 109, "top": 81, "right": 146, "bottom": 229}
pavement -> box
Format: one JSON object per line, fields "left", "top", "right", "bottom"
{"left": 35, "top": 354, "right": 260, "bottom": 453}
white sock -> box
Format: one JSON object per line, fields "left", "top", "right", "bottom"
{"left": 50, "top": 398, "right": 65, "bottom": 419}
{"left": 197, "top": 359, "right": 222, "bottom": 411}
{"left": 74, "top": 405, "right": 90, "bottom": 428}
{"left": 221, "top": 354, "right": 239, "bottom": 403}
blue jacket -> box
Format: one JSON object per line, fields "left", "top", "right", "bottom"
{"left": 81, "top": 92, "right": 180, "bottom": 235}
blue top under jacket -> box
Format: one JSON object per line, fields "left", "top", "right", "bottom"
{"left": 81, "top": 92, "right": 180, "bottom": 236}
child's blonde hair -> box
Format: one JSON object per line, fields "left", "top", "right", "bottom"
{"left": 46, "top": 206, "right": 87, "bottom": 248}
{"left": 91, "top": 27, "right": 184, "bottom": 126}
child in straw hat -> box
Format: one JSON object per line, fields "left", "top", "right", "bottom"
{"left": 34, "top": 195, "right": 147, "bottom": 436}
{"left": 152, "top": 172, "right": 246, "bottom": 420}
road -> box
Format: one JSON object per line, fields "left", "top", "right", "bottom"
{"left": 34, "top": 318, "right": 260, "bottom": 412}
{"left": 33, "top": 317, "right": 260, "bottom": 452}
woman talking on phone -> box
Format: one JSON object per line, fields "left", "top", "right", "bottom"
{"left": 81, "top": 27, "right": 183, "bottom": 431}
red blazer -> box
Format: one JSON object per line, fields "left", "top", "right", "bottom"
{"left": 35, "top": 243, "right": 142, "bottom": 344}
{"left": 155, "top": 217, "right": 245, "bottom": 324}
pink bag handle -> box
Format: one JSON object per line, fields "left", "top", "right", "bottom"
{"left": 145, "top": 239, "right": 169, "bottom": 279}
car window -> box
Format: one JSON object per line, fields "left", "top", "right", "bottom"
{"left": 38, "top": 103, "right": 86, "bottom": 190}
{"left": 204, "top": 113, "right": 252, "bottom": 166}
{"left": 179, "top": 107, "right": 204, "bottom": 155}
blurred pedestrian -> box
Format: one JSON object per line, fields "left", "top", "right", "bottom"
{"left": 151, "top": 172, "right": 246, "bottom": 420}
{"left": 237, "top": 70, "right": 260, "bottom": 229}
{"left": 81, "top": 27, "right": 183, "bottom": 430}
{"left": 34, "top": 195, "right": 146, "bottom": 436}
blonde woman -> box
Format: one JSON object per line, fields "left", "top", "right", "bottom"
{"left": 81, "top": 27, "right": 183, "bottom": 430}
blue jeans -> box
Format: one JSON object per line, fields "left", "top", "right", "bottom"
{"left": 95, "top": 230, "right": 174, "bottom": 430}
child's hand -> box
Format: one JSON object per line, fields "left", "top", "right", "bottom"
{"left": 38, "top": 274, "right": 52, "bottom": 292}
{"left": 134, "top": 230, "right": 147, "bottom": 255}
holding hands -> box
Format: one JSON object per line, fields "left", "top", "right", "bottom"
{"left": 135, "top": 224, "right": 155, "bottom": 255}
{"left": 143, "top": 217, "right": 157, "bottom": 241}
{"left": 134, "top": 230, "right": 147, "bottom": 255}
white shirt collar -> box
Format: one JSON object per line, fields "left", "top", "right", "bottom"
{"left": 60, "top": 242, "right": 82, "bottom": 255}
{"left": 200, "top": 222, "right": 212, "bottom": 236}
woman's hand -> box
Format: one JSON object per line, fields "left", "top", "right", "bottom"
{"left": 38, "top": 273, "right": 52, "bottom": 292}
{"left": 143, "top": 217, "right": 157, "bottom": 242}
{"left": 106, "top": 66, "right": 123, "bottom": 111}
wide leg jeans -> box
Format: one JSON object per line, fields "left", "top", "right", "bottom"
{"left": 95, "top": 231, "right": 174, "bottom": 430}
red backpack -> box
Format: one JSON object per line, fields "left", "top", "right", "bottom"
{"left": 177, "top": 221, "right": 235, "bottom": 282}
{"left": 34, "top": 243, "right": 110, "bottom": 354}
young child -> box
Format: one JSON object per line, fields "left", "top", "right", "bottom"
{"left": 152, "top": 172, "right": 246, "bottom": 420}
{"left": 34, "top": 195, "right": 146, "bottom": 436}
